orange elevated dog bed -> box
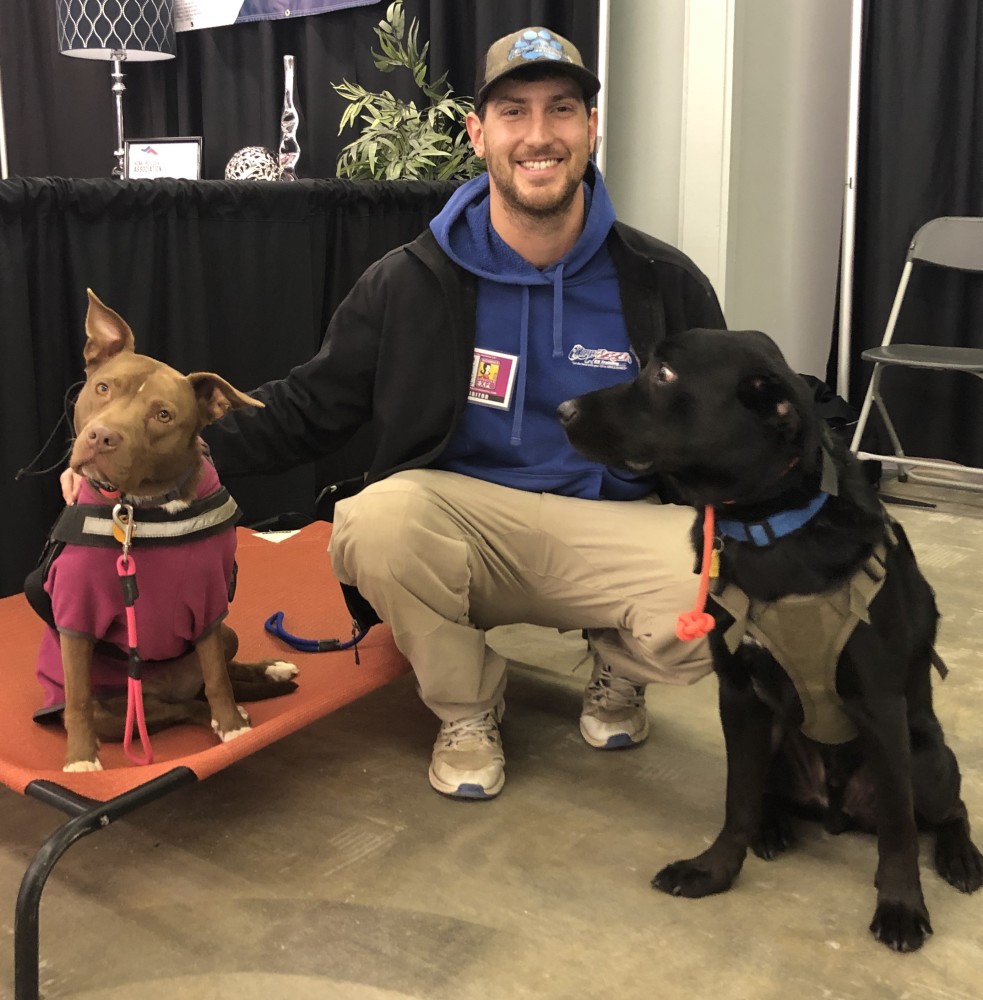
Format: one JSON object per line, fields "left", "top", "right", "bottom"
{"left": 0, "top": 521, "right": 410, "bottom": 1000}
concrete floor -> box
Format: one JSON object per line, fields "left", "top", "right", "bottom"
{"left": 1, "top": 476, "right": 982, "bottom": 999}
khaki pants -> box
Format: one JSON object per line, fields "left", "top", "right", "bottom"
{"left": 329, "top": 469, "right": 712, "bottom": 721}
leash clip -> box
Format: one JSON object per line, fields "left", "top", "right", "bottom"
{"left": 112, "top": 502, "right": 135, "bottom": 560}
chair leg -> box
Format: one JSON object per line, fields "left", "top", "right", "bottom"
{"left": 852, "top": 364, "right": 912, "bottom": 481}
{"left": 850, "top": 365, "right": 879, "bottom": 453}
{"left": 871, "top": 391, "right": 911, "bottom": 481}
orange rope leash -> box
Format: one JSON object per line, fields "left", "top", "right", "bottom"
{"left": 675, "top": 505, "right": 717, "bottom": 641}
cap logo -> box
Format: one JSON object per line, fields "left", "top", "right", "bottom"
{"left": 508, "top": 29, "right": 570, "bottom": 65}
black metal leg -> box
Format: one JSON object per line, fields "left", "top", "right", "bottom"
{"left": 14, "top": 768, "right": 197, "bottom": 1000}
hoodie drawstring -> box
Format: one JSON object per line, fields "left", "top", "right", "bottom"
{"left": 510, "top": 267, "right": 566, "bottom": 446}
{"left": 510, "top": 286, "right": 531, "bottom": 446}
{"left": 551, "top": 263, "right": 565, "bottom": 358}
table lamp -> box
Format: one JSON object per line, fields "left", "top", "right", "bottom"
{"left": 56, "top": 0, "right": 176, "bottom": 177}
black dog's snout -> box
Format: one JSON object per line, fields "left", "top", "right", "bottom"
{"left": 556, "top": 399, "right": 579, "bottom": 427}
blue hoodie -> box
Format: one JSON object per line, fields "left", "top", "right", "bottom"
{"left": 430, "top": 168, "right": 651, "bottom": 500}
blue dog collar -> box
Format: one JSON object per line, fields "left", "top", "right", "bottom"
{"left": 717, "top": 491, "right": 830, "bottom": 546}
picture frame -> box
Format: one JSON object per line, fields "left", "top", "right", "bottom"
{"left": 124, "top": 137, "right": 203, "bottom": 180}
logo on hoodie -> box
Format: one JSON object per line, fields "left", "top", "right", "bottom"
{"left": 568, "top": 345, "right": 633, "bottom": 371}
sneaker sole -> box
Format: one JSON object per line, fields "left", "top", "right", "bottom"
{"left": 579, "top": 716, "right": 650, "bottom": 750}
{"left": 428, "top": 765, "right": 505, "bottom": 800}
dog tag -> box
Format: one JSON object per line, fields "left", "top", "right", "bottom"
{"left": 709, "top": 543, "right": 721, "bottom": 579}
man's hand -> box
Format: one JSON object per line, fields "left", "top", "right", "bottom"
{"left": 60, "top": 468, "right": 83, "bottom": 505}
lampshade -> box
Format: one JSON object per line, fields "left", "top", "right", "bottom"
{"left": 56, "top": 0, "right": 176, "bottom": 61}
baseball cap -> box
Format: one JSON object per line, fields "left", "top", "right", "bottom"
{"left": 475, "top": 27, "right": 601, "bottom": 109}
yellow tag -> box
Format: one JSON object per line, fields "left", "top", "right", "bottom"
{"left": 112, "top": 517, "right": 135, "bottom": 545}
{"left": 709, "top": 549, "right": 720, "bottom": 579}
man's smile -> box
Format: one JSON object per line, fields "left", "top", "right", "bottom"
{"left": 518, "top": 157, "right": 562, "bottom": 171}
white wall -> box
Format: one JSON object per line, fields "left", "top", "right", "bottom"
{"left": 725, "top": 0, "right": 853, "bottom": 376}
{"left": 603, "top": 0, "right": 687, "bottom": 244}
{"left": 604, "top": 0, "right": 853, "bottom": 378}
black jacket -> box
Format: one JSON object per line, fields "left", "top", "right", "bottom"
{"left": 205, "top": 221, "right": 725, "bottom": 485}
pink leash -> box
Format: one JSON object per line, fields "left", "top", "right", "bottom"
{"left": 675, "top": 505, "right": 718, "bottom": 641}
{"left": 112, "top": 504, "right": 154, "bottom": 764}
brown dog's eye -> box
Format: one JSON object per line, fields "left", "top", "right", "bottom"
{"left": 655, "top": 363, "right": 678, "bottom": 384}
{"left": 95, "top": 382, "right": 110, "bottom": 395}
{"left": 156, "top": 409, "right": 172, "bottom": 423}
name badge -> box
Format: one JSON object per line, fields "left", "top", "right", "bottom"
{"left": 468, "top": 348, "right": 519, "bottom": 409}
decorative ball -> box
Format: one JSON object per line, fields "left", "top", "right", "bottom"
{"left": 224, "top": 146, "right": 281, "bottom": 181}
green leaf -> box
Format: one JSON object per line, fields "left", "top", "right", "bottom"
{"left": 390, "top": 1, "right": 404, "bottom": 34}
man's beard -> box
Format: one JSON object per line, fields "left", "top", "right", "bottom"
{"left": 490, "top": 157, "right": 586, "bottom": 221}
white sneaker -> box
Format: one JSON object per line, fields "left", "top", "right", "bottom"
{"left": 580, "top": 662, "right": 649, "bottom": 749}
{"left": 429, "top": 701, "right": 505, "bottom": 799}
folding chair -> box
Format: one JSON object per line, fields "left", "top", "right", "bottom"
{"left": 850, "top": 215, "right": 983, "bottom": 490}
{"left": 0, "top": 522, "right": 411, "bottom": 1000}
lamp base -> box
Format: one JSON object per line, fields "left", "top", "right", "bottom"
{"left": 111, "top": 52, "right": 126, "bottom": 178}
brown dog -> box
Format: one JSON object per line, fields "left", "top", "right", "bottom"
{"left": 34, "top": 289, "right": 297, "bottom": 772}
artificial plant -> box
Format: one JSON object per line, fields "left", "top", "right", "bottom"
{"left": 333, "top": 0, "right": 484, "bottom": 181}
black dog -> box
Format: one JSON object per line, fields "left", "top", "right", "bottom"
{"left": 557, "top": 328, "right": 982, "bottom": 952}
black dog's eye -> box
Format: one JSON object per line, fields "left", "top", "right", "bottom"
{"left": 654, "top": 363, "right": 678, "bottom": 384}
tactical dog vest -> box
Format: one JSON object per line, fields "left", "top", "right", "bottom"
{"left": 711, "top": 526, "right": 898, "bottom": 745}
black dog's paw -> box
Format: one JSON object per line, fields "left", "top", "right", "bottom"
{"left": 869, "top": 901, "right": 933, "bottom": 952}
{"left": 651, "top": 860, "right": 735, "bottom": 899}
{"left": 934, "top": 822, "right": 983, "bottom": 893}
{"left": 751, "top": 800, "right": 796, "bottom": 861}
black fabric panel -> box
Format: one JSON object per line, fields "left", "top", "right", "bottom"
{"left": 2, "top": 0, "right": 599, "bottom": 181}
{"left": 0, "top": 176, "right": 458, "bottom": 598}
{"left": 830, "top": 0, "right": 983, "bottom": 466}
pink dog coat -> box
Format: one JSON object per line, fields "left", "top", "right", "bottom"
{"left": 35, "top": 462, "right": 239, "bottom": 710}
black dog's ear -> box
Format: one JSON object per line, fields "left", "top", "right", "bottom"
{"left": 737, "top": 374, "right": 800, "bottom": 441}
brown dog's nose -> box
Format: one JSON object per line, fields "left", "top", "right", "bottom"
{"left": 556, "top": 399, "right": 579, "bottom": 427}
{"left": 86, "top": 425, "right": 122, "bottom": 453}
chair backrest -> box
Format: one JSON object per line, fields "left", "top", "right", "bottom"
{"left": 908, "top": 216, "right": 983, "bottom": 272}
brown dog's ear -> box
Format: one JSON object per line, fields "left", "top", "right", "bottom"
{"left": 83, "top": 289, "right": 136, "bottom": 369}
{"left": 737, "top": 374, "right": 801, "bottom": 441}
{"left": 187, "top": 372, "right": 265, "bottom": 426}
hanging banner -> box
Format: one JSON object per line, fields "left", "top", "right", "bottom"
{"left": 174, "top": 0, "right": 381, "bottom": 32}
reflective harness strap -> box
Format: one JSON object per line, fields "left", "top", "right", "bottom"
{"left": 50, "top": 487, "right": 241, "bottom": 549}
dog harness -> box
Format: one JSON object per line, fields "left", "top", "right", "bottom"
{"left": 710, "top": 524, "right": 898, "bottom": 745}
{"left": 32, "top": 462, "right": 241, "bottom": 713}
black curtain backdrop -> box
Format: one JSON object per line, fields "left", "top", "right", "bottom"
{"left": 829, "top": 0, "right": 983, "bottom": 467}
{"left": 1, "top": 0, "right": 600, "bottom": 181}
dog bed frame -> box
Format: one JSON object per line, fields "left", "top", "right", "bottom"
{"left": 0, "top": 521, "right": 411, "bottom": 1000}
